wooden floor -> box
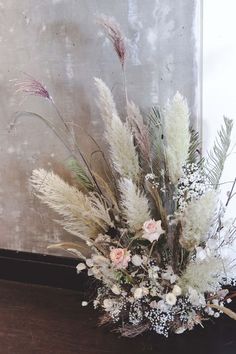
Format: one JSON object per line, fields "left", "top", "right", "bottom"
{"left": 0, "top": 279, "right": 235, "bottom": 354}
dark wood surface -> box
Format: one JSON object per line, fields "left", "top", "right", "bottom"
{"left": 0, "top": 249, "right": 86, "bottom": 291}
{"left": 0, "top": 279, "right": 235, "bottom": 354}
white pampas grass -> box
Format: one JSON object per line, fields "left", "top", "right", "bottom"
{"left": 89, "top": 192, "right": 114, "bottom": 228}
{"left": 95, "top": 78, "right": 139, "bottom": 181}
{"left": 119, "top": 178, "right": 151, "bottom": 231}
{"left": 30, "top": 169, "right": 112, "bottom": 241}
{"left": 127, "top": 100, "right": 151, "bottom": 165}
{"left": 178, "top": 257, "right": 223, "bottom": 293}
{"left": 164, "top": 92, "right": 190, "bottom": 184}
{"left": 94, "top": 78, "right": 118, "bottom": 125}
{"left": 180, "top": 191, "right": 217, "bottom": 250}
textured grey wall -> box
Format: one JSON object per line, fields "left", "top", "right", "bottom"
{"left": 0, "top": 0, "right": 201, "bottom": 256}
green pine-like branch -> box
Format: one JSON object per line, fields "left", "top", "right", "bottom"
{"left": 205, "top": 117, "right": 233, "bottom": 188}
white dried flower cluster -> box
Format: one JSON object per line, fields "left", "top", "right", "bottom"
{"left": 175, "top": 163, "right": 207, "bottom": 211}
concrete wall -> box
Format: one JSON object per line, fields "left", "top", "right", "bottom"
{"left": 0, "top": 0, "right": 201, "bottom": 256}
{"left": 203, "top": 0, "right": 236, "bottom": 223}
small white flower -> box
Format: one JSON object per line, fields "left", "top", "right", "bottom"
{"left": 188, "top": 287, "right": 206, "bottom": 306}
{"left": 206, "top": 238, "right": 218, "bottom": 250}
{"left": 93, "top": 300, "right": 99, "bottom": 308}
{"left": 103, "top": 299, "right": 113, "bottom": 311}
{"left": 162, "top": 266, "right": 178, "bottom": 284}
{"left": 87, "top": 269, "right": 93, "bottom": 276}
{"left": 195, "top": 247, "right": 207, "bottom": 261}
{"left": 142, "top": 287, "right": 149, "bottom": 296}
{"left": 172, "top": 285, "right": 182, "bottom": 296}
{"left": 128, "top": 296, "right": 135, "bottom": 303}
{"left": 157, "top": 300, "right": 169, "bottom": 312}
{"left": 131, "top": 254, "right": 142, "bottom": 267}
{"left": 150, "top": 288, "right": 157, "bottom": 296}
{"left": 86, "top": 258, "right": 93, "bottom": 267}
{"left": 208, "top": 308, "right": 215, "bottom": 316}
{"left": 212, "top": 299, "right": 219, "bottom": 305}
{"left": 76, "top": 263, "right": 86, "bottom": 274}
{"left": 81, "top": 301, "right": 88, "bottom": 307}
{"left": 175, "top": 327, "right": 186, "bottom": 334}
{"left": 111, "top": 284, "right": 121, "bottom": 295}
{"left": 166, "top": 292, "right": 177, "bottom": 306}
{"left": 133, "top": 287, "right": 145, "bottom": 299}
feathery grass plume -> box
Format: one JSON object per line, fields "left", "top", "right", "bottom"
{"left": 66, "top": 157, "right": 94, "bottom": 191}
{"left": 94, "top": 77, "right": 118, "bottom": 124}
{"left": 92, "top": 172, "right": 120, "bottom": 212}
{"left": 97, "top": 15, "right": 126, "bottom": 68}
{"left": 47, "top": 242, "right": 88, "bottom": 259}
{"left": 148, "top": 107, "right": 165, "bottom": 174}
{"left": 14, "top": 73, "right": 51, "bottom": 100}
{"left": 119, "top": 178, "right": 151, "bottom": 231}
{"left": 205, "top": 117, "right": 233, "bottom": 188}
{"left": 95, "top": 78, "right": 140, "bottom": 181}
{"left": 178, "top": 257, "right": 223, "bottom": 293}
{"left": 89, "top": 192, "right": 114, "bottom": 228}
{"left": 127, "top": 101, "right": 151, "bottom": 166}
{"left": 30, "top": 169, "right": 109, "bottom": 241}
{"left": 145, "top": 180, "right": 167, "bottom": 229}
{"left": 163, "top": 92, "right": 191, "bottom": 184}
{"left": 180, "top": 190, "right": 217, "bottom": 250}
{"left": 108, "top": 115, "right": 140, "bottom": 180}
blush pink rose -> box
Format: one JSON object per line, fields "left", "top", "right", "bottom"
{"left": 142, "top": 219, "right": 165, "bottom": 243}
{"left": 110, "top": 248, "right": 131, "bottom": 269}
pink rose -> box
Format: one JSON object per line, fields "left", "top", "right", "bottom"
{"left": 110, "top": 248, "right": 131, "bottom": 269}
{"left": 142, "top": 219, "right": 165, "bottom": 243}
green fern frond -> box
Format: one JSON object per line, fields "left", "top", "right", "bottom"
{"left": 205, "top": 117, "right": 233, "bottom": 188}
{"left": 67, "top": 158, "right": 94, "bottom": 190}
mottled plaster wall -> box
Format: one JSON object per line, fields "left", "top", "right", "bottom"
{"left": 0, "top": 0, "right": 201, "bottom": 256}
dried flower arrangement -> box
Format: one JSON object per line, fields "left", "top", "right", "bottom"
{"left": 14, "top": 16, "right": 236, "bottom": 337}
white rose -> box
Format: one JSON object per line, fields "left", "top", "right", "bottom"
{"left": 132, "top": 254, "right": 142, "bottom": 267}
{"left": 111, "top": 284, "right": 121, "bottom": 295}
{"left": 142, "top": 219, "right": 165, "bottom": 243}
{"left": 76, "top": 263, "right": 86, "bottom": 274}
{"left": 166, "top": 292, "right": 177, "bottom": 306}
{"left": 172, "top": 285, "right": 182, "bottom": 296}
